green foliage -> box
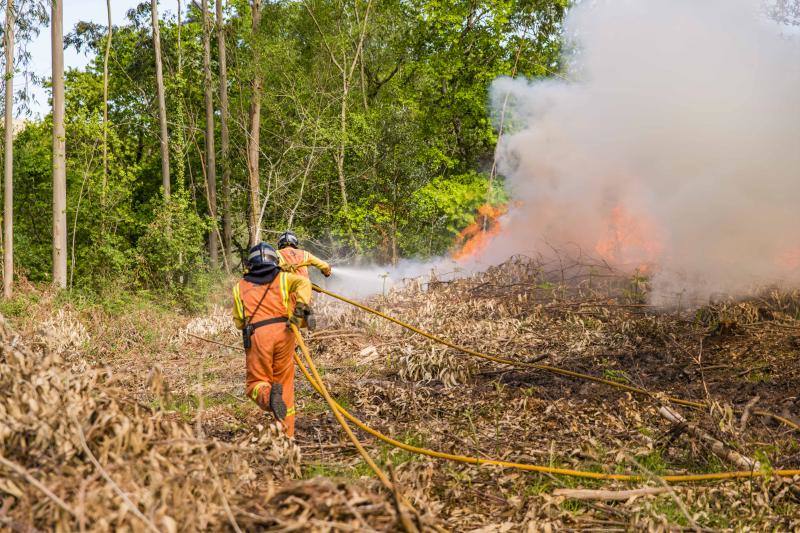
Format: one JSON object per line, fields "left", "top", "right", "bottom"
{"left": 0, "top": 291, "right": 41, "bottom": 318}
{"left": 135, "top": 190, "right": 211, "bottom": 309}
{"left": 8, "top": 0, "right": 568, "bottom": 293}
{"left": 408, "top": 172, "right": 506, "bottom": 256}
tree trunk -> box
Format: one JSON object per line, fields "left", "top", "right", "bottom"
{"left": 152, "top": 0, "right": 170, "bottom": 198}
{"left": 337, "top": 68, "right": 349, "bottom": 213}
{"left": 3, "top": 0, "right": 14, "bottom": 298}
{"left": 103, "top": 0, "right": 112, "bottom": 197}
{"left": 101, "top": 0, "right": 112, "bottom": 235}
{"left": 51, "top": 0, "right": 67, "bottom": 288}
{"left": 246, "top": 0, "right": 262, "bottom": 246}
{"left": 216, "top": 0, "right": 231, "bottom": 262}
{"left": 202, "top": 0, "right": 218, "bottom": 266}
{"left": 483, "top": 29, "right": 527, "bottom": 232}
{"left": 390, "top": 216, "right": 398, "bottom": 266}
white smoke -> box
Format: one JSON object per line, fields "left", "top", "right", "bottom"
{"left": 486, "top": 0, "right": 800, "bottom": 304}
{"left": 321, "top": 258, "right": 473, "bottom": 299}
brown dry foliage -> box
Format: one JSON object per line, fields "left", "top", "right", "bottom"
{"left": 304, "top": 256, "right": 800, "bottom": 530}
{"left": 0, "top": 315, "right": 415, "bottom": 531}
{"left": 3, "top": 256, "right": 800, "bottom": 530}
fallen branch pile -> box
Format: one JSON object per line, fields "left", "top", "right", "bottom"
{"left": 302, "top": 256, "right": 800, "bottom": 529}
{"left": 0, "top": 316, "right": 419, "bottom": 531}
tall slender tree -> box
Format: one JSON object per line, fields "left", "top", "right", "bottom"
{"left": 202, "top": 0, "right": 218, "bottom": 266}
{"left": 246, "top": 0, "right": 262, "bottom": 246}
{"left": 3, "top": 0, "right": 15, "bottom": 298}
{"left": 152, "top": 0, "right": 170, "bottom": 198}
{"left": 102, "top": 0, "right": 112, "bottom": 199}
{"left": 302, "top": 0, "right": 372, "bottom": 249}
{"left": 216, "top": 0, "right": 231, "bottom": 259}
{"left": 52, "top": 0, "right": 67, "bottom": 288}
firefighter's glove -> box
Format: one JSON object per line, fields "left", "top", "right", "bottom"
{"left": 322, "top": 266, "right": 332, "bottom": 278}
{"left": 292, "top": 303, "right": 316, "bottom": 330}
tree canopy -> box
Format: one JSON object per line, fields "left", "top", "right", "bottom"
{"left": 4, "top": 0, "right": 568, "bottom": 301}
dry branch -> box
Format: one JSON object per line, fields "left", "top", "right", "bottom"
{"left": 658, "top": 406, "right": 760, "bottom": 470}
{"left": 0, "top": 454, "right": 76, "bottom": 518}
{"left": 72, "top": 416, "right": 160, "bottom": 533}
{"left": 553, "top": 487, "right": 670, "bottom": 501}
{"left": 739, "top": 395, "right": 760, "bottom": 433}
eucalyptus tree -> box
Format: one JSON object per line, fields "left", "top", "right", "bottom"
{"left": 201, "top": 0, "right": 217, "bottom": 266}
{"left": 52, "top": 0, "right": 67, "bottom": 287}
{"left": 4, "top": 0, "right": 15, "bottom": 297}
{"left": 151, "top": 0, "right": 170, "bottom": 197}
{"left": 216, "top": 0, "right": 231, "bottom": 259}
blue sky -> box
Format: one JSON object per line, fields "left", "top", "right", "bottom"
{"left": 22, "top": 0, "right": 168, "bottom": 117}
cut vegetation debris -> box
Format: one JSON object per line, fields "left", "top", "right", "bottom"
{"left": 0, "top": 314, "right": 430, "bottom": 531}
{"left": 2, "top": 257, "right": 800, "bottom": 530}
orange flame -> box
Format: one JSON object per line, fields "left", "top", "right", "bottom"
{"left": 452, "top": 203, "right": 507, "bottom": 261}
{"left": 777, "top": 247, "right": 800, "bottom": 271}
{"left": 595, "top": 204, "right": 662, "bottom": 271}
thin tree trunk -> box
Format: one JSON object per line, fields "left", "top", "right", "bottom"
{"left": 103, "top": 0, "right": 112, "bottom": 197}
{"left": 287, "top": 138, "right": 317, "bottom": 228}
{"left": 202, "top": 0, "right": 218, "bottom": 266}
{"left": 302, "top": 0, "right": 371, "bottom": 249}
{"left": 483, "top": 29, "right": 527, "bottom": 231}
{"left": 3, "top": 0, "right": 14, "bottom": 298}
{"left": 52, "top": 0, "right": 67, "bottom": 288}
{"left": 216, "top": 0, "right": 231, "bottom": 264}
{"left": 336, "top": 67, "right": 349, "bottom": 212}
{"left": 152, "top": 0, "right": 170, "bottom": 198}
{"left": 177, "top": 0, "right": 182, "bottom": 74}
{"left": 390, "top": 218, "right": 398, "bottom": 266}
{"left": 246, "top": 0, "right": 262, "bottom": 246}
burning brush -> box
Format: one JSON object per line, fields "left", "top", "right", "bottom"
{"left": 452, "top": 203, "right": 507, "bottom": 261}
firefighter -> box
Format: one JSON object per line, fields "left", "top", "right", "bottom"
{"left": 276, "top": 230, "right": 332, "bottom": 279}
{"left": 232, "top": 242, "right": 313, "bottom": 437}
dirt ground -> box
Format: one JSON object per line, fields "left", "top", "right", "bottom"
{"left": 3, "top": 257, "right": 800, "bottom": 530}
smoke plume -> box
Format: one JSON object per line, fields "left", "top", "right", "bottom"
{"left": 487, "top": 0, "right": 800, "bottom": 304}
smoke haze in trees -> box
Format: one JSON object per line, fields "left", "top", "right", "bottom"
{"left": 488, "top": 0, "right": 800, "bottom": 304}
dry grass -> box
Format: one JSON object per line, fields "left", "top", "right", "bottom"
{"left": 2, "top": 257, "right": 799, "bottom": 530}
{"left": 0, "top": 288, "right": 427, "bottom": 531}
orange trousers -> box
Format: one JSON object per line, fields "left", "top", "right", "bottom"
{"left": 245, "top": 323, "right": 296, "bottom": 437}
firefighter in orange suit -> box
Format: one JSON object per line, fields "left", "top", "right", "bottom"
{"left": 233, "top": 242, "right": 313, "bottom": 437}
{"left": 276, "top": 230, "right": 332, "bottom": 280}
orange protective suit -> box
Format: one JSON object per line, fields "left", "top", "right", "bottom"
{"left": 232, "top": 272, "right": 311, "bottom": 437}
{"left": 278, "top": 247, "right": 331, "bottom": 279}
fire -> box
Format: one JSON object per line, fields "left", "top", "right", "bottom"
{"left": 777, "top": 247, "right": 800, "bottom": 271}
{"left": 452, "top": 203, "right": 507, "bottom": 261}
{"left": 595, "top": 204, "right": 662, "bottom": 271}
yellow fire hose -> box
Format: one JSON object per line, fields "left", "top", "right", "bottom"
{"left": 312, "top": 284, "right": 800, "bottom": 433}
{"left": 288, "top": 323, "right": 421, "bottom": 533}
{"left": 292, "top": 327, "right": 800, "bottom": 482}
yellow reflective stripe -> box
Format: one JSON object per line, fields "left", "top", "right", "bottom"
{"left": 233, "top": 283, "right": 245, "bottom": 321}
{"left": 286, "top": 407, "right": 296, "bottom": 417}
{"left": 251, "top": 382, "right": 269, "bottom": 401}
{"left": 280, "top": 273, "right": 290, "bottom": 314}
{"left": 303, "top": 251, "right": 309, "bottom": 263}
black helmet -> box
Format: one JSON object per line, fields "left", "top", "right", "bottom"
{"left": 246, "top": 242, "right": 279, "bottom": 271}
{"left": 277, "top": 231, "right": 299, "bottom": 250}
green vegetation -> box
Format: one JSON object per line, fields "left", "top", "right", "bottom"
{"left": 304, "top": 461, "right": 374, "bottom": 480}
{"left": 602, "top": 368, "right": 631, "bottom": 383}
{"left": 6, "top": 0, "right": 567, "bottom": 307}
